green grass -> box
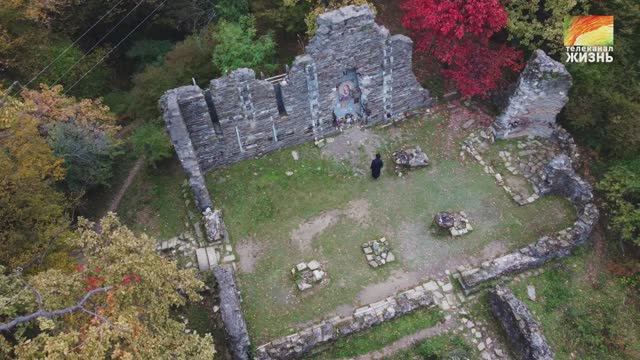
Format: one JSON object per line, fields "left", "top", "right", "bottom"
{"left": 508, "top": 248, "right": 640, "bottom": 360}
{"left": 307, "top": 308, "right": 444, "bottom": 359}
{"left": 388, "top": 333, "right": 474, "bottom": 360}
{"left": 117, "top": 157, "right": 191, "bottom": 240}
{"left": 205, "top": 114, "right": 576, "bottom": 342}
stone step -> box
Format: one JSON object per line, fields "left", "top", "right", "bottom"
{"left": 196, "top": 246, "right": 219, "bottom": 271}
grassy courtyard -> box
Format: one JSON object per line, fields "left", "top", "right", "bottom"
{"left": 206, "top": 112, "right": 576, "bottom": 343}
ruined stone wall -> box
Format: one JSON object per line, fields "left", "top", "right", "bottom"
{"left": 489, "top": 285, "right": 554, "bottom": 360}
{"left": 458, "top": 130, "right": 599, "bottom": 294}
{"left": 255, "top": 281, "right": 436, "bottom": 360}
{"left": 160, "top": 88, "right": 213, "bottom": 211}
{"left": 213, "top": 266, "right": 251, "bottom": 360}
{"left": 160, "top": 5, "right": 430, "bottom": 176}
{"left": 493, "top": 50, "right": 572, "bottom": 139}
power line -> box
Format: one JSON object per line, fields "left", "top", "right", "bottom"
{"left": 52, "top": 0, "right": 147, "bottom": 88}
{"left": 64, "top": 0, "right": 168, "bottom": 95}
{"left": 22, "top": 0, "right": 128, "bottom": 89}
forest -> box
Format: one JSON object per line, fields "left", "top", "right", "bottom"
{"left": 0, "top": 0, "right": 638, "bottom": 358}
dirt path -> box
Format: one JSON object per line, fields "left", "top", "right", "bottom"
{"left": 107, "top": 156, "right": 145, "bottom": 214}
{"left": 352, "top": 317, "right": 457, "bottom": 360}
{"left": 585, "top": 224, "right": 606, "bottom": 286}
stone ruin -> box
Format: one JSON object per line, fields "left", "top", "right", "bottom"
{"left": 161, "top": 5, "right": 431, "bottom": 212}
{"left": 489, "top": 285, "right": 554, "bottom": 360}
{"left": 434, "top": 211, "right": 473, "bottom": 237}
{"left": 362, "top": 237, "right": 395, "bottom": 267}
{"left": 292, "top": 260, "right": 327, "bottom": 291}
{"left": 457, "top": 50, "right": 599, "bottom": 296}
{"left": 158, "top": 6, "right": 431, "bottom": 359}
{"left": 493, "top": 49, "right": 573, "bottom": 139}
{"left": 393, "top": 146, "right": 430, "bottom": 170}
{"left": 156, "top": 1, "right": 599, "bottom": 355}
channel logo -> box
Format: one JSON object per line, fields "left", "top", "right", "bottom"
{"left": 564, "top": 16, "right": 614, "bottom": 63}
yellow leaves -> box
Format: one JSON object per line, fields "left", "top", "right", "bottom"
{"left": 3, "top": 0, "right": 70, "bottom": 24}
{"left": 4, "top": 214, "right": 213, "bottom": 358}
{"left": 37, "top": 317, "right": 56, "bottom": 331}
{"left": 20, "top": 84, "right": 119, "bottom": 136}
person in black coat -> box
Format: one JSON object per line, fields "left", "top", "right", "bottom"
{"left": 370, "top": 153, "right": 383, "bottom": 179}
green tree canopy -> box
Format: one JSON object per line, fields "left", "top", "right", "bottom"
{"left": 598, "top": 160, "right": 640, "bottom": 247}
{"left": 212, "top": 16, "right": 277, "bottom": 75}
{"left": 130, "top": 122, "right": 173, "bottom": 167}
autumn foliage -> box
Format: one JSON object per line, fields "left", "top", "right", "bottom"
{"left": 401, "top": 0, "right": 524, "bottom": 98}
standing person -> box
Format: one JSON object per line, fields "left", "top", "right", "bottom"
{"left": 370, "top": 153, "right": 383, "bottom": 179}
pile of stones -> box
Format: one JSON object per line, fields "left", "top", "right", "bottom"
{"left": 393, "top": 146, "right": 429, "bottom": 175}
{"left": 291, "top": 260, "right": 326, "bottom": 291}
{"left": 434, "top": 211, "right": 473, "bottom": 236}
{"left": 362, "top": 237, "right": 395, "bottom": 267}
{"left": 498, "top": 138, "right": 560, "bottom": 189}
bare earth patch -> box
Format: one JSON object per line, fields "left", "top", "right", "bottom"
{"left": 236, "top": 237, "right": 265, "bottom": 273}
{"left": 290, "top": 210, "right": 342, "bottom": 252}
{"left": 321, "top": 127, "right": 384, "bottom": 171}
{"left": 290, "top": 199, "right": 372, "bottom": 252}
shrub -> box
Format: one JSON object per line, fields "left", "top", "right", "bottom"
{"left": 130, "top": 123, "right": 173, "bottom": 168}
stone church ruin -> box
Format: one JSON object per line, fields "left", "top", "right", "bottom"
{"left": 161, "top": 5, "right": 431, "bottom": 211}
{"left": 159, "top": 5, "right": 598, "bottom": 360}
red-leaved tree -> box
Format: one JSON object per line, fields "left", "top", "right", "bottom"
{"left": 402, "top": 0, "right": 524, "bottom": 98}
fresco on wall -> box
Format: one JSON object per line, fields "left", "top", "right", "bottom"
{"left": 333, "top": 69, "right": 364, "bottom": 127}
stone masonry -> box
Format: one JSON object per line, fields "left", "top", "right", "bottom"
{"left": 493, "top": 50, "right": 572, "bottom": 139}
{"left": 489, "top": 285, "right": 554, "bottom": 360}
{"left": 161, "top": 5, "right": 430, "bottom": 209}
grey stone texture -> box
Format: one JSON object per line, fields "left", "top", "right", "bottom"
{"left": 457, "top": 131, "right": 599, "bottom": 294}
{"left": 255, "top": 282, "right": 435, "bottom": 360}
{"left": 160, "top": 5, "right": 430, "bottom": 176}
{"left": 494, "top": 50, "right": 572, "bottom": 139}
{"left": 213, "top": 266, "right": 251, "bottom": 360}
{"left": 203, "top": 207, "right": 225, "bottom": 243}
{"left": 489, "top": 285, "right": 554, "bottom": 360}
{"left": 538, "top": 154, "right": 593, "bottom": 208}
{"left": 160, "top": 87, "right": 214, "bottom": 211}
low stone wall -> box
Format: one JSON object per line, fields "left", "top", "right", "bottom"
{"left": 489, "top": 285, "right": 554, "bottom": 360}
{"left": 255, "top": 281, "right": 441, "bottom": 359}
{"left": 213, "top": 266, "right": 251, "bottom": 360}
{"left": 457, "top": 127, "right": 599, "bottom": 295}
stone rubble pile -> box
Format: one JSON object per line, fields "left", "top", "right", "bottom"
{"left": 203, "top": 207, "right": 225, "bottom": 243}
{"left": 434, "top": 211, "right": 473, "bottom": 237}
{"left": 292, "top": 260, "right": 327, "bottom": 291}
{"left": 362, "top": 237, "right": 395, "bottom": 267}
{"left": 393, "top": 146, "right": 430, "bottom": 168}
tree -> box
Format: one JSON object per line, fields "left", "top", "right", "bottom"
{"left": 401, "top": 0, "right": 524, "bottom": 98}
{"left": 19, "top": 85, "right": 120, "bottom": 194}
{"left": 560, "top": 0, "right": 640, "bottom": 159}
{"left": 48, "top": 122, "right": 120, "bottom": 194}
{"left": 597, "top": 160, "right": 640, "bottom": 248}
{"left": 125, "top": 39, "right": 174, "bottom": 72}
{"left": 129, "top": 24, "right": 218, "bottom": 121}
{"left": 130, "top": 122, "right": 173, "bottom": 167}
{"left": 0, "top": 1, "right": 111, "bottom": 98}
{"left": 0, "top": 214, "right": 215, "bottom": 358}
{"left": 283, "top": 0, "right": 374, "bottom": 36}
{"left": 215, "top": 0, "right": 250, "bottom": 22}
{"left": 20, "top": 85, "right": 118, "bottom": 135}
{"left": 504, "top": 0, "right": 590, "bottom": 55}
{"left": 213, "top": 16, "right": 277, "bottom": 74}
{"left": 0, "top": 88, "right": 68, "bottom": 268}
